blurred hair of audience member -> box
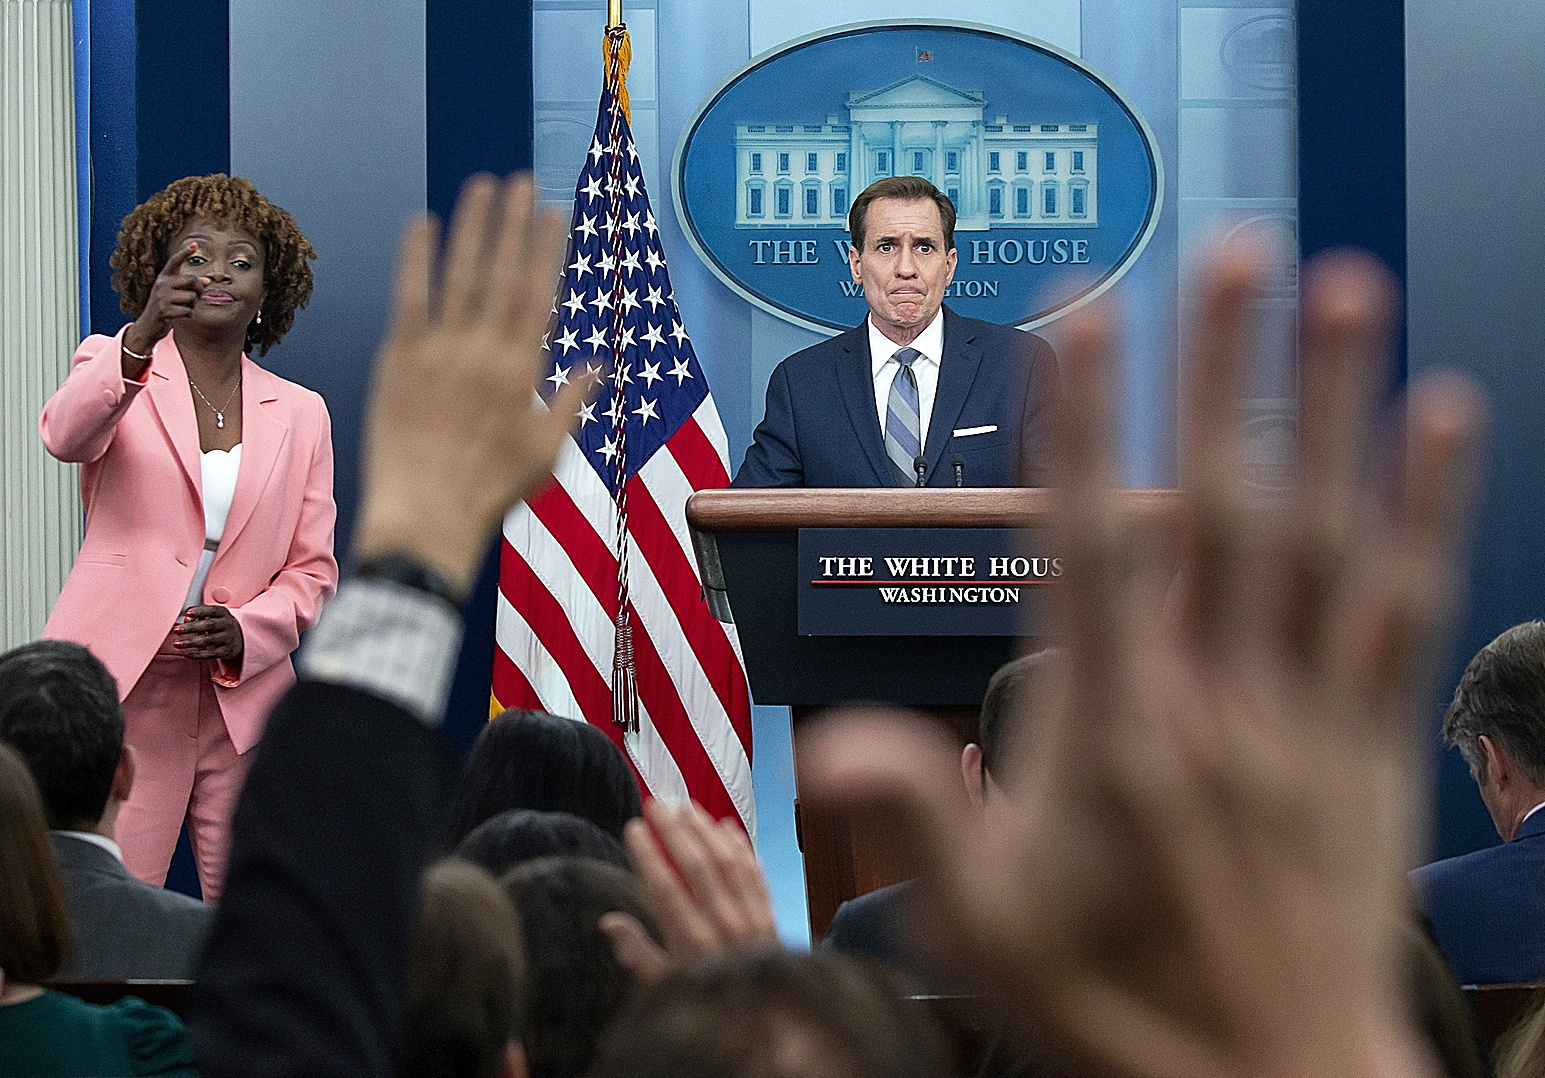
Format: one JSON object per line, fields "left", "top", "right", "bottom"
{"left": 504, "top": 855, "right": 660, "bottom": 1078}
{"left": 590, "top": 948, "right": 952, "bottom": 1078}
{"left": 0, "top": 743, "right": 196, "bottom": 1077}
{"left": 0, "top": 640, "right": 213, "bottom": 980}
{"left": 456, "top": 808, "right": 630, "bottom": 877}
{"left": 401, "top": 858, "right": 528, "bottom": 1078}
{"left": 445, "top": 710, "right": 642, "bottom": 849}
{"left": 797, "top": 244, "right": 1487, "bottom": 1078}
{"left": 823, "top": 648, "right": 1061, "bottom": 995}
{"left": 599, "top": 798, "right": 779, "bottom": 987}
{"left": 1402, "top": 915, "right": 1486, "bottom": 1078}
{"left": 1493, "top": 988, "right": 1545, "bottom": 1078}
{"left": 1413, "top": 620, "right": 1545, "bottom": 985}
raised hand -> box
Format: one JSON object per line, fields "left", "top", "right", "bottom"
{"left": 600, "top": 799, "right": 779, "bottom": 984}
{"left": 353, "top": 173, "right": 595, "bottom": 597}
{"left": 173, "top": 605, "right": 244, "bottom": 663}
{"left": 122, "top": 242, "right": 200, "bottom": 375}
{"left": 797, "top": 246, "right": 1485, "bottom": 1078}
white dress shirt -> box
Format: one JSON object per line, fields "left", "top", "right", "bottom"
{"left": 183, "top": 444, "right": 243, "bottom": 610}
{"left": 55, "top": 829, "right": 124, "bottom": 863}
{"left": 869, "top": 309, "right": 944, "bottom": 449}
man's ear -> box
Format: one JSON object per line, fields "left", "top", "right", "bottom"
{"left": 961, "top": 743, "right": 986, "bottom": 811}
{"left": 849, "top": 242, "right": 863, "bottom": 285}
{"left": 501, "top": 1040, "right": 527, "bottom": 1078}
{"left": 111, "top": 743, "right": 136, "bottom": 804}
{"left": 1480, "top": 734, "right": 1515, "bottom": 791}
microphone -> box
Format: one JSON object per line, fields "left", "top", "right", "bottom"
{"left": 952, "top": 454, "right": 965, "bottom": 487}
{"left": 913, "top": 455, "right": 928, "bottom": 488}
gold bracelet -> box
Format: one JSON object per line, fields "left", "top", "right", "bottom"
{"left": 121, "top": 342, "right": 153, "bottom": 363}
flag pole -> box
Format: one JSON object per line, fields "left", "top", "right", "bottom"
{"left": 607, "top": 0, "right": 622, "bottom": 28}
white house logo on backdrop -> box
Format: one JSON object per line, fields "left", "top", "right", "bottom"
{"left": 732, "top": 76, "right": 1099, "bottom": 232}
{"left": 673, "top": 21, "right": 1163, "bottom": 333}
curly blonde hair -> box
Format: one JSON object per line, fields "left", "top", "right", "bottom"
{"left": 109, "top": 174, "right": 316, "bottom": 355}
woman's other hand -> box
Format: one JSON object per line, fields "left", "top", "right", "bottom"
{"left": 174, "top": 605, "right": 245, "bottom": 663}
{"left": 122, "top": 242, "right": 200, "bottom": 377}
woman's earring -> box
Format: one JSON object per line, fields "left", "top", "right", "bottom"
{"left": 254, "top": 309, "right": 263, "bottom": 327}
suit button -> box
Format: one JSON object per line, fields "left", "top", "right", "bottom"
{"left": 101, "top": 389, "right": 116, "bottom": 406}
{"left": 211, "top": 587, "right": 231, "bottom": 604}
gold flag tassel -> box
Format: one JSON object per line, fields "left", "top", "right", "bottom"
{"left": 603, "top": 15, "right": 639, "bottom": 733}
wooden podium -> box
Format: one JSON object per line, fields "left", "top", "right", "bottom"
{"left": 686, "top": 487, "right": 1178, "bottom": 939}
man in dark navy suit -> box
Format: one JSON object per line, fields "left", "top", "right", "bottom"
{"left": 1412, "top": 620, "right": 1545, "bottom": 985}
{"left": 733, "top": 176, "right": 1058, "bottom": 489}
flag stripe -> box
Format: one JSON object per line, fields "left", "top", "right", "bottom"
{"left": 626, "top": 466, "right": 753, "bottom": 750}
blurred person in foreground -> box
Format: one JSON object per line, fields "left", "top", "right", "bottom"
{"left": 400, "top": 858, "right": 528, "bottom": 1078}
{"left": 195, "top": 163, "right": 1489, "bottom": 1078}
{"left": 589, "top": 948, "right": 953, "bottom": 1078}
{"left": 444, "top": 709, "right": 643, "bottom": 849}
{"left": 1412, "top": 620, "right": 1545, "bottom": 985}
{"left": 0, "top": 640, "right": 212, "bottom": 979}
{"left": 796, "top": 243, "right": 1487, "bottom": 1078}
{"left": 0, "top": 743, "right": 196, "bottom": 1076}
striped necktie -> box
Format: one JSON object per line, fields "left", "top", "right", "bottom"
{"left": 884, "top": 346, "right": 923, "bottom": 486}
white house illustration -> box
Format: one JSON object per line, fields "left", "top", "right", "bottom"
{"left": 733, "top": 75, "right": 1098, "bottom": 230}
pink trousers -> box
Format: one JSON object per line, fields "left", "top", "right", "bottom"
{"left": 116, "top": 637, "right": 251, "bottom": 902}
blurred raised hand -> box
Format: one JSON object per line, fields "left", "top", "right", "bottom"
{"left": 797, "top": 246, "right": 1486, "bottom": 1078}
{"left": 354, "top": 173, "right": 594, "bottom": 596}
{"left": 601, "top": 799, "right": 779, "bottom": 983}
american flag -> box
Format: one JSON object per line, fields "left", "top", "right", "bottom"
{"left": 493, "top": 26, "right": 755, "bottom": 834}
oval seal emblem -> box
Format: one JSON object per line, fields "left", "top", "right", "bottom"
{"left": 672, "top": 20, "right": 1164, "bottom": 333}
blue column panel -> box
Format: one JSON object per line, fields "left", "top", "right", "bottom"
{"left": 227, "top": 0, "right": 427, "bottom": 596}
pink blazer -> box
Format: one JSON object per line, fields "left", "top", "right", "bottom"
{"left": 40, "top": 327, "right": 338, "bottom": 754}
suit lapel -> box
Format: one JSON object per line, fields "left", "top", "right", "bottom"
{"left": 219, "top": 358, "right": 288, "bottom": 552}
{"left": 834, "top": 323, "right": 895, "bottom": 486}
{"left": 143, "top": 339, "right": 203, "bottom": 501}
{"left": 923, "top": 307, "right": 983, "bottom": 480}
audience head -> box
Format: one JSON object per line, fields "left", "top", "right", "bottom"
{"left": 1443, "top": 621, "right": 1545, "bottom": 839}
{"left": 503, "top": 855, "right": 660, "bottom": 1078}
{"left": 963, "top": 648, "right": 1060, "bottom": 806}
{"left": 0, "top": 640, "right": 126, "bottom": 832}
{"left": 589, "top": 948, "right": 952, "bottom": 1078}
{"left": 445, "top": 711, "right": 642, "bottom": 848}
{"left": 0, "top": 742, "right": 72, "bottom": 986}
{"left": 402, "top": 858, "right": 528, "bottom": 1078}
{"left": 456, "top": 809, "right": 629, "bottom": 877}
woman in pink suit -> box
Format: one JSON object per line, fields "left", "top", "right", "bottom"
{"left": 40, "top": 175, "right": 337, "bottom": 901}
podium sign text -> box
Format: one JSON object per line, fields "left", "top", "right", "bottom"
{"left": 797, "top": 527, "right": 1058, "bottom": 636}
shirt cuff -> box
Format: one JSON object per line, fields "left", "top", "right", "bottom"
{"left": 297, "top": 578, "right": 462, "bottom": 725}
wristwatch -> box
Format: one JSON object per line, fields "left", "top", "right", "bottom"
{"left": 352, "top": 552, "right": 465, "bottom": 608}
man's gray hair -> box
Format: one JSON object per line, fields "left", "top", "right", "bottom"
{"left": 1444, "top": 620, "right": 1545, "bottom": 785}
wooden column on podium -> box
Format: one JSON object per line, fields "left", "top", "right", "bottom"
{"left": 686, "top": 487, "right": 1178, "bottom": 940}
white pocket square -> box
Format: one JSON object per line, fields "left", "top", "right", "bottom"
{"left": 952, "top": 424, "right": 998, "bottom": 438}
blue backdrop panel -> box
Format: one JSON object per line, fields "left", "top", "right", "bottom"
{"left": 1407, "top": 0, "right": 1545, "bottom": 862}
{"left": 427, "top": 0, "right": 538, "bottom": 755}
